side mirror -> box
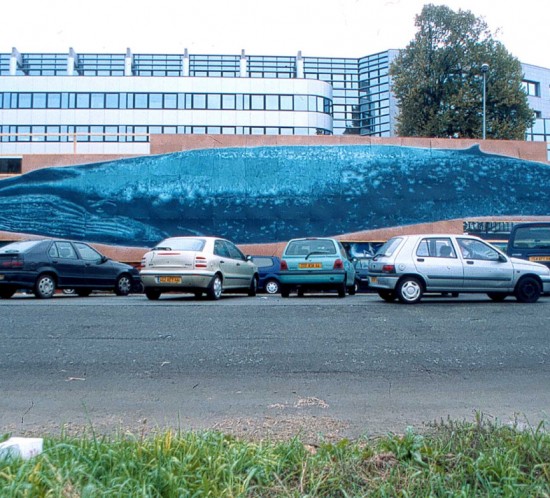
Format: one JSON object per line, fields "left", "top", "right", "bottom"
{"left": 498, "top": 254, "right": 507, "bottom": 263}
{"left": 100, "top": 255, "right": 109, "bottom": 264}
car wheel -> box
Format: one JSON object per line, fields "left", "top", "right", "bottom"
{"left": 145, "top": 289, "right": 161, "bottom": 300}
{"left": 34, "top": 274, "right": 56, "bottom": 299}
{"left": 514, "top": 277, "right": 541, "bottom": 303}
{"left": 280, "top": 285, "right": 290, "bottom": 298}
{"left": 62, "top": 288, "right": 76, "bottom": 295}
{"left": 0, "top": 287, "right": 16, "bottom": 299}
{"left": 207, "top": 274, "right": 223, "bottom": 300}
{"left": 378, "top": 290, "right": 396, "bottom": 302}
{"left": 248, "top": 276, "right": 258, "bottom": 297}
{"left": 76, "top": 289, "right": 92, "bottom": 297}
{"left": 487, "top": 292, "right": 507, "bottom": 302}
{"left": 264, "top": 279, "right": 279, "bottom": 294}
{"left": 337, "top": 282, "right": 346, "bottom": 298}
{"left": 348, "top": 284, "right": 356, "bottom": 296}
{"left": 396, "top": 277, "right": 423, "bottom": 304}
{"left": 114, "top": 274, "right": 132, "bottom": 296}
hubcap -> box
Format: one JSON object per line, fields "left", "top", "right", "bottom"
{"left": 39, "top": 278, "right": 54, "bottom": 296}
{"left": 402, "top": 281, "right": 421, "bottom": 301}
{"left": 213, "top": 277, "right": 222, "bottom": 298}
{"left": 265, "top": 281, "right": 279, "bottom": 294}
{"left": 118, "top": 277, "right": 131, "bottom": 293}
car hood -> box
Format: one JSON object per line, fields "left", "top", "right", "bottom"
{"left": 510, "top": 256, "right": 550, "bottom": 274}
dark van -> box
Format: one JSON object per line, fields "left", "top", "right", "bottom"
{"left": 507, "top": 222, "right": 550, "bottom": 269}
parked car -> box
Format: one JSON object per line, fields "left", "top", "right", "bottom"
{"left": 368, "top": 234, "right": 550, "bottom": 304}
{"left": 278, "top": 237, "right": 356, "bottom": 297}
{"left": 250, "top": 255, "right": 281, "bottom": 294}
{"left": 353, "top": 257, "right": 372, "bottom": 292}
{"left": 140, "top": 236, "right": 258, "bottom": 300}
{"left": 0, "top": 239, "right": 140, "bottom": 299}
{"left": 506, "top": 222, "right": 550, "bottom": 270}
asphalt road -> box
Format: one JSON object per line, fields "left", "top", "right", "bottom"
{"left": 1, "top": 292, "right": 549, "bottom": 441}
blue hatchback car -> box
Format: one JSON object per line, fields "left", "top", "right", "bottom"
{"left": 251, "top": 255, "right": 281, "bottom": 294}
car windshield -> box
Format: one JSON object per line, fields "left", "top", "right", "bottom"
{"left": 0, "top": 240, "right": 41, "bottom": 254}
{"left": 285, "top": 239, "right": 337, "bottom": 257}
{"left": 511, "top": 227, "right": 550, "bottom": 249}
{"left": 153, "top": 238, "right": 206, "bottom": 251}
{"left": 374, "top": 237, "right": 402, "bottom": 258}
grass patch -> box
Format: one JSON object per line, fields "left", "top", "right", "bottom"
{"left": 1, "top": 416, "right": 549, "bottom": 496}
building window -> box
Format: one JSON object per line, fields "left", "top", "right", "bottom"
{"left": 0, "top": 157, "right": 22, "bottom": 174}
{"left": 522, "top": 80, "right": 540, "bottom": 97}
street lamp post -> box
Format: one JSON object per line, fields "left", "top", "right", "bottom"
{"left": 481, "top": 63, "right": 489, "bottom": 139}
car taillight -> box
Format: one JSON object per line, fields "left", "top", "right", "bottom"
{"left": 195, "top": 256, "right": 207, "bottom": 268}
{"left": 1, "top": 258, "right": 24, "bottom": 268}
{"left": 333, "top": 259, "right": 344, "bottom": 269}
{"left": 382, "top": 264, "right": 395, "bottom": 273}
{"left": 280, "top": 260, "right": 288, "bottom": 271}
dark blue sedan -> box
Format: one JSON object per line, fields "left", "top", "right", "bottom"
{"left": 0, "top": 239, "right": 141, "bottom": 299}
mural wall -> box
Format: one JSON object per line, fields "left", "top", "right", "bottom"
{"left": 0, "top": 144, "right": 549, "bottom": 247}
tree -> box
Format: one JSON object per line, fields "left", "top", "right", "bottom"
{"left": 390, "top": 4, "right": 533, "bottom": 139}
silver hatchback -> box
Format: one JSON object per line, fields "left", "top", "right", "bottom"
{"left": 140, "top": 236, "right": 258, "bottom": 300}
{"left": 368, "top": 234, "right": 550, "bottom": 304}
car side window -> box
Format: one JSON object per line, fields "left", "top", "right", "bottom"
{"left": 74, "top": 242, "right": 102, "bottom": 261}
{"left": 225, "top": 241, "right": 246, "bottom": 261}
{"left": 416, "top": 238, "right": 456, "bottom": 258}
{"left": 214, "top": 240, "right": 230, "bottom": 258}
{"left": 55, "top": 242, "right": 77, "bottom": 259}
{"left": 457, "top": 238, "right": 500, "bottom": 261}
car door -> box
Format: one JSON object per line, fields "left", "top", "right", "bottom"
{"left": 74, "top": 242, "right": 114, "bottom": 287}
{"left": 224, "top": 240, "right": 253, "bottom": 289}
{"left": 456, "top": 238, "right": 513, "bottom": 290}
{"left": 49, "top": 241, "right": 87, "bottom": 286}
{"left": 413, "top": 237, "right": 463, "bottom": 291}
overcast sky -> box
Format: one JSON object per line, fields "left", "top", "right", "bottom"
{"left": 3, "top": 0, "right": 548, "bottom": 68}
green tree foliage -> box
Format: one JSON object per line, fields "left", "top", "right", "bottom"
{"left": 390, "top": 4, "right": 533, "bottom": 139}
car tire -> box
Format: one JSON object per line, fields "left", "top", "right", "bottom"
{"left": 0, "top": 287, "right": 16, "bottom": 299}
{"left": 297, "top": 288, "right": 305, "bottom": 297}
{"left": 114, "top": 274, "right": 132, "bottom": 296}
{"left": 280, "top": 285, "right": 290, "bottom": 298}
{"left": 264, "top": 279, "right": 280, "bottom": 294}
{"left": 348, "top": 284, "right": 356, "bottom": 296}
{"left": 396, "top": 277, "right": 423, "bottom": 304}
{"left": 34, "top": 274, "right": 56, "bottom": 299}
{"left": 487, "top": 292, "right": 507, "bottom": 302}
{"left": 248, "top": 276, "right": 258, "bottom": 297}
{"left": 337, "top": 282, "right": 346, "bottom": 298}
{"left": 378, "top": 290, "right": 396, "bottom": 302}
{"left": 207, "top": 274, "right": 223, "bottom": 300}
{"left": 76, "top": 289, "right": 92, "bottom": 297}
{"left": 514, "top": 277, "right": 541, "bottom": 303}
{"left": 145, "top": 289, "right": 161, "bottom": 300}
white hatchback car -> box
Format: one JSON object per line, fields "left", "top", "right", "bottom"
{"left": 140, "top": 236, "right": 258, "bottom": 300}
{"left": 368, "top": 234, "right": 550, "bottom": 304}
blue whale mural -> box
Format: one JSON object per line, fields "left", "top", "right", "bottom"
{"left": 0, "top": 144, "right": 549, "bottom": 246}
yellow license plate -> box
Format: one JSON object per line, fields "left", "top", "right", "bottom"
{"left": 530, "top": 256, "right": 550, "bottom": 262}
{"left": 298, "top": 263, "right": 322, "bottom": 269}
{"left": 370, "top": 277, "right": 378, "bottom": 284}
{"left": 159, "top": 276, "right": 182, "bottom": 284}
